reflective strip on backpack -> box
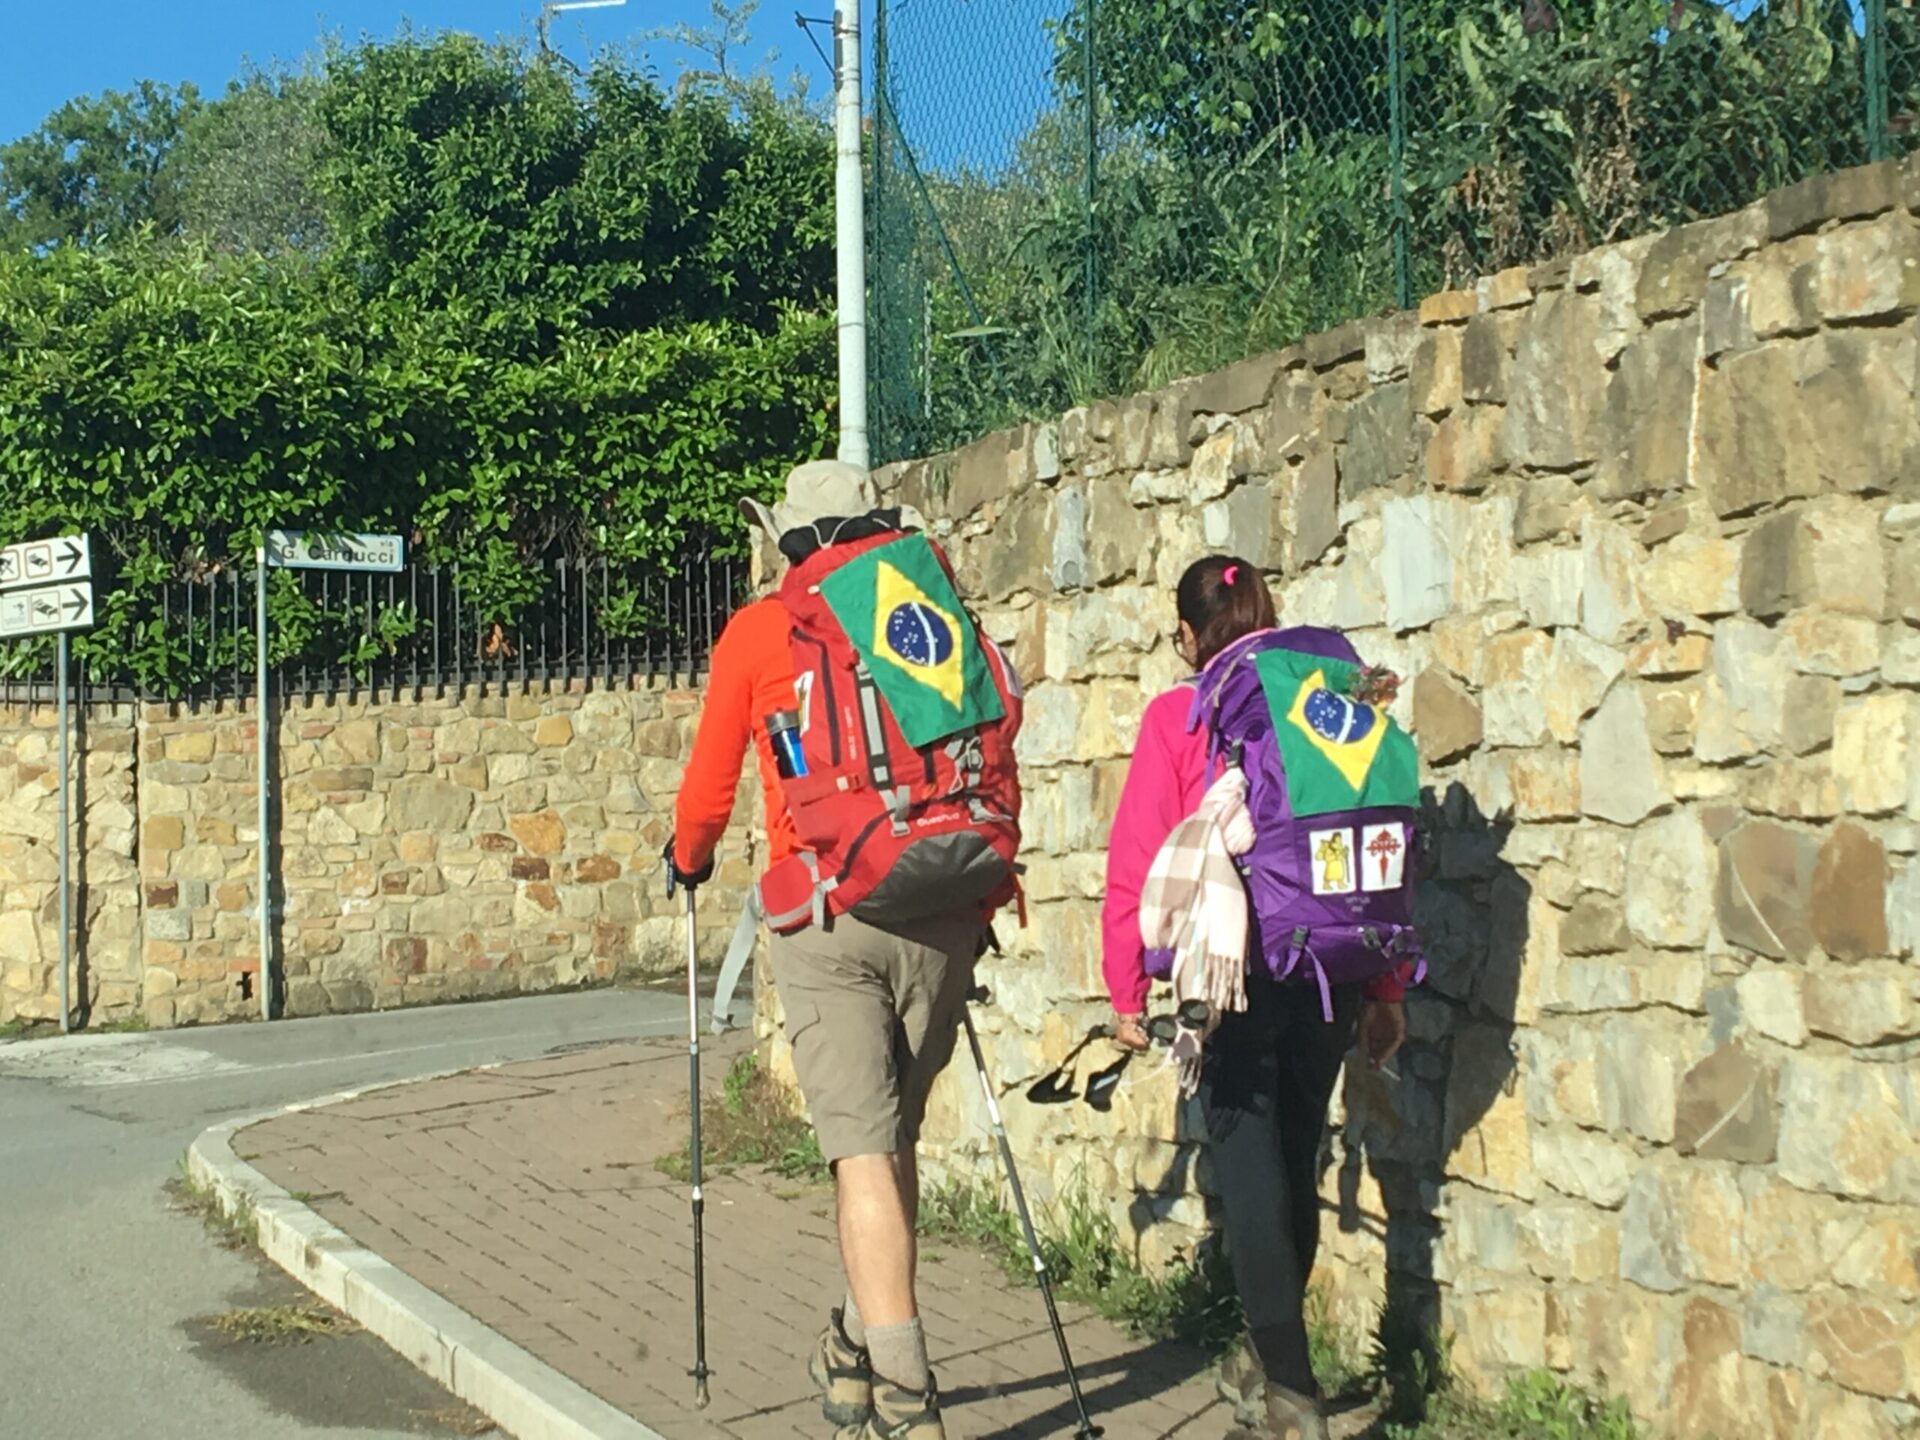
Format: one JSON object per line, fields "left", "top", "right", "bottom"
{"left": 854, "top": 663, "right": 911, "bottom": 837}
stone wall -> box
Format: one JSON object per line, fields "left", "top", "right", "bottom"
{"left": 0, "top": 681, "right": 758, "bottom": 1026}
{"left": 0, "top": 704, "right": 140, "bottom": 1022}
{"left": 759, "top": 157, "right": 1920, "bottom": 1440}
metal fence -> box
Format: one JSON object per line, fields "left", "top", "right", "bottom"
{"left": 869, "top": 0, "right": 1920, "bottom": 465}
{"left": 0, "top": 553, "right": 741, "bottom": 708}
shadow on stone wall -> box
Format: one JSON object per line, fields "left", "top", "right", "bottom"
{"left": 1331, "top": 781, "right": 1526, "bottom": 1414}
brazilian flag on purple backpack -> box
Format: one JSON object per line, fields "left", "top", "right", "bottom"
{"left": 1186, "top": 626, "right": 1427, "bottom": 1013}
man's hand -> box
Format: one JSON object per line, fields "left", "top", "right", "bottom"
{"left": 1359, "top": 999, "right": 1406, "bottom": 1071}
{"left": 663, "top": 837, "right": 714, "bottom": 894}
{"left": 1109, "top": 1013, "right": 1151, "bottom": 1052}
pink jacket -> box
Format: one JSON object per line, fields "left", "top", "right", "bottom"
{"left": 1101, "top": 684, "right": 1409, "bottom": 1016}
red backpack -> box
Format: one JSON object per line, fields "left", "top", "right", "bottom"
{"left": 756, "top": 522, "right": 1024, "bottom": 932}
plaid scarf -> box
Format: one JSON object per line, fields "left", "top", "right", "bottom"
{"left": 1138, "top": 767, "right": 1253, "bottom": 1096}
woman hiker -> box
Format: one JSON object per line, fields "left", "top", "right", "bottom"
{"left": 1101, "top": 555, "right": 1413, "bottom": 1440}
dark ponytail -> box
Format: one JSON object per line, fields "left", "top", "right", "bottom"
{"left": 1176, "top": 555, "right": 1277, "bottom": 668}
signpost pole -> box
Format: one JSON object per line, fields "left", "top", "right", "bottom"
{"left": 256, "top": 546, "right": 272, "bottom": 1022}
{"left": 56, "top": 631, "right": 71, "bottom": 1033}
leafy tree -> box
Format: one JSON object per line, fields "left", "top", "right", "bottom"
{"left": 0, "top": 81, "right": 202, "bottom": 249}
{"left": 0, "top": 32, "right": 839, "bottom": 691}
{"left": 174, "top": 68, "right": 330, "bottom": 259}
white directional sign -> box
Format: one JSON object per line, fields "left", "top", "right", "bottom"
{"left": 266, "top": 530, "right": 404, "bottom": 573}
{"left": 0, "top": 582, "right": 94, "bottom": 639}
{"left": 0, "top": 533, "right": 90, "bottom": 593}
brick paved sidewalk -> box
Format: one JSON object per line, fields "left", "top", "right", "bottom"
{"left": 235, "top": 1034, "right": 1364, "bottom": 1440}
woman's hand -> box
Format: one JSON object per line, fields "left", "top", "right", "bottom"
{"left": 1359, "top": 999, "right": 1406, "bottom": 1071}
{"left": 1110, "top": 1012, "right": 1151, "bottom": 1052}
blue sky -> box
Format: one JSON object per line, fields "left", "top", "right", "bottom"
{"left": 0, "top": 1, "right": 812, "bottom": 145}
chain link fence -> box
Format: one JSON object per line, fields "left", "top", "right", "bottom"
{"left": 869, "top": 0, "right": 1920, "bottom": 465}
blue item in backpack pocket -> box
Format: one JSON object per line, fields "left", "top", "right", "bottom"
{"left": 766, "top": 710, "right": 808, "bottom": 779}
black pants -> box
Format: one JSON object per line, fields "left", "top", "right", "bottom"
{"left": 1199, "top": 972, "right": 1363, "bottom": 1398}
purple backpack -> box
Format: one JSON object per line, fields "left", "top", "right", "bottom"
{"left": 1174, "top": 626, "right": 1426, "bottom": 1015}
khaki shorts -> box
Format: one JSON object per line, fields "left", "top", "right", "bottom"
{"left": 770, "top": 908, "right": 981, "bottom": 1164}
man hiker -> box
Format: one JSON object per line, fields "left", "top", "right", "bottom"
{"left": 666, "top": 459, "right": 1024, "bottom": 1440}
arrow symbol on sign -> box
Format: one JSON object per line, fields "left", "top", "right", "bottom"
{"left": 64, "top": 589, "right": 89, "bottom": 618}
{"left": 58, "top": 542, "right": 83, "bottom": 573}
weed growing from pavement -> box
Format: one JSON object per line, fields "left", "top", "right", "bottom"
{"left": 168, "top": 1162, "right": 259, "bottom": 1251}
{"left": 917, "top": 1179, "right": 1643, "bottom": 1437}
{"left": 204, "top": 1302, "right": 358, "bottom": 1345}
{"left": 657, "top": 1054, "right": 829, "bottom": 1184}
{"left": 916, "top": 1178, "right": 1243, "bottom": 1358}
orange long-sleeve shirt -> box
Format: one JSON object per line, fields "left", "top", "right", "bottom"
{"left": 672, "top": 598, "right": 802, "bottom": 874}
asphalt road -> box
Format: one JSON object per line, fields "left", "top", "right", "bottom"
{"left": 0, "top": 988, "right": 693, "bottom": 1440}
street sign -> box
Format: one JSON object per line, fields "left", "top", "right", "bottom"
{"left": 0, "top": 533, "right": 90, "bottom": 593}
{"left": 0, "top": 582, "right": 94, "bottom": 639}
{"left": 266, "top": 530, "right": 404, "bottom": 573}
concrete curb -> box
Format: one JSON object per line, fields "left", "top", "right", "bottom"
{"left": 186, "top": 1072, "right": 668, "bottom": 1440}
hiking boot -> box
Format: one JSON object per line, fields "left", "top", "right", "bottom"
{"left": 1215, "top": 1334, "right": 1266, "bottom": 1427}
{"left": 835, "top": 1377, "right": 944, "bottom": 1440}
{"left": 809, "top": 1308, "right": 873, "bottom": 1428}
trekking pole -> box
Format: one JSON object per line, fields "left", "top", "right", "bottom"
{"left": 673, "top": 875, "right": 713, "bottom": 1408}
{"left": 962, "top": 989, "right": 1104, "bottom": 1440}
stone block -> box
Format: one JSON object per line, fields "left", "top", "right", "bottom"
{"left": 1047, "top": 480, "right": 1091, "bottom": 592}
{"left": 1086, "top": 478, "right": 1155, "bottom": 584}
{"left": 1479, "top": 630, "right": 1553, "bottom": 747}
{"left": 1533, "top": 1126, "right": 1636, "bottom": 1209}
{"left": 1419, "top": 289, "right": 1478, "bottom": 325}
{"left": 1342, "top": 383, "right": 1415, "bottom": 496}
{"left": 142, "top": 816, "right": 185, "bottom": 852}
{"left": 1515, "top": 547, "right": 1584, "bottom": 631}
{"left": 1560, "top": 893, "right": 1630, "bottom": 956}
{"left": 1832, "top": 693, "right": 1916, "bottom": 818}
{"left": 1803, "top": 968, "right": 1915, "bottom": 1046}
{"left": 1717, "top": 820, "right": 1819, "bottom": 961}
{"left": 1187, "top": 351, "right": 1283, "bottom": 416}
{"left": 1622, "top": 1161, "right": 1746, "bottom": 1291}
{"left": 1805, "top": 1296, "right": 1913, "bottom": 1401}
{"left": 509, "top": 809, "right": 567, "bottom": 856}
{"left": 1412, "top": 667, "right": 1481, "bottom": 764}
{"left": 385, "top": 776, "right": 475, "bottom": 834}
{"left": 1460, "top": 311, "right": 1517, "bottom": 403}
{"left": 1814, "top": 212, "right": 1920, "bottom": 322}
{"left": 1580, "top": 518, "right": 1645, "bottom": 647}
{"left": 1695, "top": 618, "right": 1790, "bottom": 763}
{"left": 1811, "top": 821, "right": 1890, "bottom": 960}
{"left": 1779, "top": 1053, "right": 1920, "bottom": 1203}
{"left": 1626, "top": 809, "right": 1715, "bottom": 948}
{"left": 1303, "top": 321, "right": 1364, "bottom": 371}
{"left": 1675, "top": 1043, "right": 1777, "bottom": 1163}
{"left": 1277, "top": 448, "right": 1339, "bottom": 574}
{"left": 946, "top": 428, "right": 1019, "bottom": 519}
{"left": 1499, "top": 292, "right": 1601, "bottom": 471}
{"left": 1410, "top": 326, "right": 1463, "bottom": 416}
{"left": 1580, "top": 684, "right": 1665, "bottom": 825}
{"left": 1768, "top": 162, "right": 1903, "bottom": 239}
{"left": 1424, "top": 405, "right": 1502, "bottom": 493}
{"left": 1637, "top": 209, "right": 1762, "bottom": 320}
{"left": 1189, "top": 424, "right": 1252, "bottom": 504}
{"left": 1380, "top": 494, "right": 1463, "bottom": 633}
{"left": 1741, "top": 499, "right": 1888, "bottom": 620}
{"left": 1595, "top": 316, "right": 1700, "bottom": 499}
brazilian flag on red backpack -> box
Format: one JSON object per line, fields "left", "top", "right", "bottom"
{"left": 758, "top": 526, "right": 1023, "bottom": 933}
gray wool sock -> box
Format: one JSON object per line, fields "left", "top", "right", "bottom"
{"left": 864, "top": 1317, "right": 931, "bottom": 1394}
{"left": 841, "top": 1293, "right": 867, "bottom": 1348}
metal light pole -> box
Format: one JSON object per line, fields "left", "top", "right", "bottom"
{"left": 833, "top": 0, "right": 869, "bottom": 469}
